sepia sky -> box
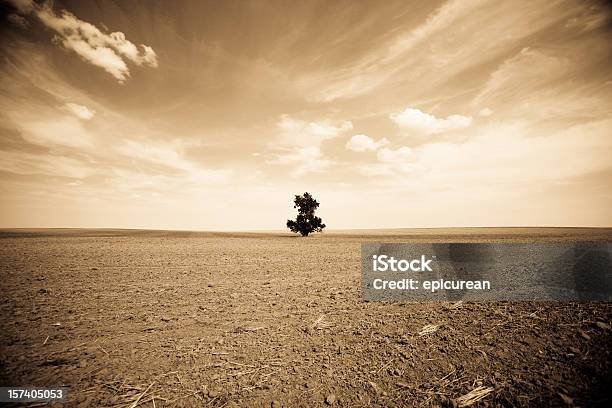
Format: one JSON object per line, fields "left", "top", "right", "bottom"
{"left": 1, "top": 0, "right": 611, "bottom": 230}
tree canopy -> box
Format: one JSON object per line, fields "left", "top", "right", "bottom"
{"left": 286, "top": 192, "right": 326, "bottom": 236}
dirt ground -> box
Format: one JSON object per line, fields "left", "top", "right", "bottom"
{"left": 0, "top": 228, "right": 611, "bottom": 407}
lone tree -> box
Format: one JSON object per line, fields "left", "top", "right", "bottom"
{"left": 286, "top": 192, "right": 326, "bottom": 236}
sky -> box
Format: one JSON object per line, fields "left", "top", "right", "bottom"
{"left": 0, "top": 0, "right": 611, "bottom": 230}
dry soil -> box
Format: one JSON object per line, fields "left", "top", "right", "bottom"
{"left": 0, "top": 228, "right": 611, "bottom": 407}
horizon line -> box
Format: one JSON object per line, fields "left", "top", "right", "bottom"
{"left": 1, "top": 226, "right": 612, "bottom": 233}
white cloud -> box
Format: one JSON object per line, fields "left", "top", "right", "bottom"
{"left": 355, "top": 146, "right": 416, "bottom": 176}
{"left": 377, "top": 146, "right": 414, "bottom": 162}
{"left": 65, "top": 103, "right": 95, "bottom": 120}
{"left": 270, "top": 114, "right": 351, "bottom": 175}
{"left": 390, "top": 107, "right": 472, "bottom": 135}
{"left": 20, "top": 116, "right": 95, "bottom": 148}
{"left": 277, "top": 114, "right": 353, "bottom": 148}
{"left": 479, "top": 107, "right": 493, "bottom": 117}
{"left": 10, "top": 1, "right": 158, "bottom": 82}
{"left": 267, "top": 146, "right": 333, "bottom": 176}
{"left": 117, "top": 140, "right": 229, "bottom": 184}
{"left": 358, "top": 119, "right": 612, "bottom": 189}
{"left": 118, "top": 139, "right": 197, "bottom": 172}
{"left": 346, "top": 134, "right": 389, "bottom": 152}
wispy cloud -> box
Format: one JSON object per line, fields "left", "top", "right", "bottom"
{"left": 479, "top": 108, "right": 493, "bottom": 117}
{"left": 565, "top": 4, "right": 610, "bottom": 32}
{"left": 276, "top": 115, "right": 352, "bottom": 148}
{"left": 299, "top": 0, "right": 486, "bottom": 101}
{"left": 266, "top": 146, "right": 333, "bottom": 177}
{"left": 19, "top": 116, "right": 95, "bottom": 148}
{"left": 0, "top": 150, "right": 92, "bottom": 179}
{"left": 65, "top": 103, "right": 95, "bottom": 120}
{"left": 6, "top": 13, "right": 29, "bottom": 28}
{"left": 473, "top": 48, "right": 571, "bottom": 110}
{"left": 117, "top": 139, "right": 230, "bottom": 184}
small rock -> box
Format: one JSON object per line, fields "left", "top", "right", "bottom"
{"left": 208, "top": 389, "right": 221, "bottom": 398}
{"left": 325, "top": 394, "right": 336, "bottom": 405}
{"left": 78, "top": 359, "right": 87, "bottom": 368}
{"left": 271, "top": 400, "right": 282, "bottom": 408}
{"left": 595, "top": 321, "right": 610, "bottom": 330}
{"left": 579, "top": 329, "right": 591, "bottom": 340}
{"left": 161, "top": 316, "right": 172, "bottom": 322}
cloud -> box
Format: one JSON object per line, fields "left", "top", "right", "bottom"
{"left": 6, "top": 0, "right": 34, "bottom": 14}
{"left": 565, "top": 5, "right": 610, "bottom": 32}
{"left": 304, "top": 0, "right": 486, "bottom": 102}
{"left": 479, "top": 108, "right": 493, "bottom": 117}
{"left": 346, "top": 134, "right": 389, "bottom": 152}
{"left": 0, "top": 150, "right": 92, "bottom": 179}
{"left": 473, "top": 48, "right": 571, "bottom": 109}
{"left": 390, "top": 107, "right": 472, "bottom": 135}
{"left": 118, "top": 139, "right": 196, "bottom": 172}
{"left": 377, "top": 146, "right": 414, "bottom": 162}
{"left": 267, "top": 146, "right": 333, "bottom": 176}
{"left": 20, "top": 116, "right": 95, "bottom": 148}
{"left": 357, "top": 119, "right": 612, "bottom": 190}
{"left": 9, "top": 1, "right": 158, "bottom": 82}
{"left": 276, "top": 114, "right": 353, "bottom": 148}
{"left": 65, "top": 103, "right": 95, "bottom": 120}
{"left": 355, "top": 146, "right": 416, "bottom": 176}
{"left": 269, "top": 114, "right": 351, "bottom": 175}
{"left": 117, "top": 139, "right": 229, "bottom": 184}
{"left": 7, "top": 13, "right": 29, "bottom": 28}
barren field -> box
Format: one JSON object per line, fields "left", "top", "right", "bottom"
{"left": 0, "top": 228, "right": 611, "bottom": 407}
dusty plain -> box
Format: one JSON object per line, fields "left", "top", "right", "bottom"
{"left": 0, "top": 228, "right": 611, "bottom": 407}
